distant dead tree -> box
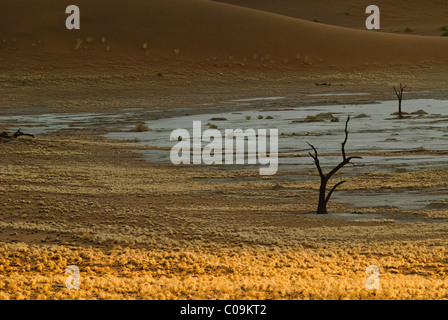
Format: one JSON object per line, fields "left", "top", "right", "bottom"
{"left": 0, "top": 128, "right": 34, "bottom": 142}
{"left": 393, "top": 84, "right": 407, "bottom": 119}
{"left": 307, "top": 116, "right": 362, "bottom": 214}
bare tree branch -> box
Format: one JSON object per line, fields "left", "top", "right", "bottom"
{"left": 326, "top": 156, "right": 362, "bottom": 180}
{"left": 307, "top": 142, "right": 324, "bottom": 178}
{"left": 13, "top": 128, "right": 34, "bottom": 139}
{"left": 325, "top": 180, "right": 346, "bottom": 205}
{"left": 341, "top": 115, "right": 350, "bottom": 161}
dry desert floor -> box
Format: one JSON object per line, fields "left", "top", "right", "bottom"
{"left": 1, "top": 68, "right": 448, "bottom": 300}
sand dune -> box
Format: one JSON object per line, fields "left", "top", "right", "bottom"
{"left": 213, "top": 0, "right": 448, "bottom": 36}
{"left": 1, "top": 0, "right": 447, "bottom": 74}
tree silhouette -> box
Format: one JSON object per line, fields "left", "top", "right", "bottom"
{"left": 393, "top": 84, "right": 407, "bottom": 119}
{"left": 307, "top": 116, "right": 362, "bottom": 214}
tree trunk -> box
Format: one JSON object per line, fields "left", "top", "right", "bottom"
{"left": 398, "top": 98, "right": 402, "bottom": 119}
{"left": 316, "top": 178, "right": 328, "bottom": 214}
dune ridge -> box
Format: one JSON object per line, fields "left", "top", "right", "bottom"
{"left": 213, "top": 0, "right": 448, "bottom": 36}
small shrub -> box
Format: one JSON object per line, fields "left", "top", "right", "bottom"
{"left": 258, "top": 115, "right": 264, "bottom": 119}
{"left": 81, "top": 232, "right": 91, "bottom": 240}
{"left": 330, "top": 116, "right": 340, "bottom": 122}
{"left": 315, "top": 112, "right": 334, "bottom": 120}
{"left": 304, "top": 112, "right": 339, "bottom": 122}
{"left": 405, "top": 27, "right": 413, "bottom": 33}
{"left": 265, "top": 116, "right": 274, "bottom": 119}
{"left": 133, "top": 122, "right": 149, "bottom": 132}
{"left": 411, "top": 109, "right": 428, "bottom": 115}
{"left": 245, "top": 115, "right": 251, "bottom": 120}
{"left": 305, "top": 115, "right": 318, "bottom": 122}
{"left": 441, "top": 31, "right": 448, "bottom": 37}
{"left": 74, "top": 38, "right": 83, "bottom": 50}
{"left": 208, "top": 124, "right": 218, "bottom": 129}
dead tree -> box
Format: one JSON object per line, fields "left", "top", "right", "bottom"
{"left": 307, "top": 116, "right": 362, "bottom": 214}
{"left": 393, "top": 84, "right": 406, "bottom": 119}
{"left": 1, "top": 128, "right": 34, "bottom": 142}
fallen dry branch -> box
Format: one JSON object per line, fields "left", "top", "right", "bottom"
{"left": 1, "top": 128, "right": 34, "bottom": 142}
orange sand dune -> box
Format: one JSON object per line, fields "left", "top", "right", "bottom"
{"left": 1, "top": 0, "right": 447, "bottom": 74}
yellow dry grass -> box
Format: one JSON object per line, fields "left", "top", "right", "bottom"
{"left": 0, "top": 241, "right": 447, "bottom": 300}
{"left": 0, "top": 135, "right": 447, "bottom": 300}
